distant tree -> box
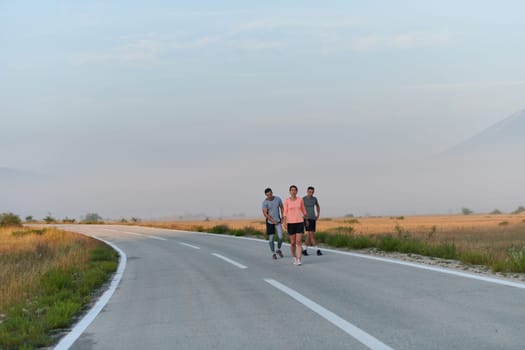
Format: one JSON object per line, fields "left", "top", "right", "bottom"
{"left": 131, "top": 217, "right": 140, "bottom": 223}
{"left": 83, "top": 213, "right": 103, "bottom": 223}
{"left": 344, "top": 213, "right": 355, "bottom": 218}
{"left": 490, "top": 209, "right": 502, "bottom": 215}
{"left": 511, "top": 206, "right": 525, "bottom": 215}
{"left": 461, "top": 207, "right": 473, "bottom": 215}
{"left": 25, "top": 215, "right": 34, "bottom": 222}
{"left": 62, "top": 217, "right": 76, "bottom": 223}
{"left": 120, "top": 218, "right": 128, "bottom": 223}
{"left": 0, "top": 212, "right": 22, "bottom": 227}
{"left": 43, "top": 215, "right": 56, "bottom": 224}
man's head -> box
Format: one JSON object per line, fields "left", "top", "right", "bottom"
{"left": 265, "top": 188, "right": 273, "bottom": 199}
{"left": 307, "top": 186, "right": 315, "bottom": 197}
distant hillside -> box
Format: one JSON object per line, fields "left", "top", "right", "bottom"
{"left": 448, "top": 108, "right": 525, "bottom": 154}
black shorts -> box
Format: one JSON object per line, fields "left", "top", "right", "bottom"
{"left": 266, "top": 222, "right": 276, "bottom": 235}
{"left": 287, "top": 222, "right": 304, "bottom": 235}
{"left": 305, "top": 219, "right": 316, "bottom": 232}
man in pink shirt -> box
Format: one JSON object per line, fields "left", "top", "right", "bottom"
{"left": 282, "top": 185, "right": 307, "bottom": 266}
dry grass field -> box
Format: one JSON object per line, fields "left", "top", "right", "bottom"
{"left": 0, "top": 226, "right": 118, "bottom": 349}
{"left": 138, "top": 213, "right": 525, "bottom": 271}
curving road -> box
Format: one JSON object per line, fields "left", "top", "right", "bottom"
{"left": 55, "top": 225, "right": 525, "bottom": 350}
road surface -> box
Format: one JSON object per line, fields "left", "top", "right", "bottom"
{"left": 55, "top": 225, "right": 525, "bottom": 350}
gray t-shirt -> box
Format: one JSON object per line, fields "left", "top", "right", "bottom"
{"left": 303, "top": 196, "right": 319, "bottom": 220}
{"left": 262, "top": 196, "right": 283, "bottom": 223}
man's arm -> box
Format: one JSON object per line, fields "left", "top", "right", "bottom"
{"left": 315, "top": 200, "right": 321, "bottom": 220}
{"left": 263, "top": 208, "right": 277, "bottom": 224}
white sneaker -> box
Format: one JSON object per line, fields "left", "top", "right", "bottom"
{"left": 297, "top": 259, "right": 302, "bottom": 266}
{"left": 293, "top": 257, "right": 298, "bottom": 265}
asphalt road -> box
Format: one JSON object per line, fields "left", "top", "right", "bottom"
{"left": 55, "top": 225, "right": 525, "bottom": 350}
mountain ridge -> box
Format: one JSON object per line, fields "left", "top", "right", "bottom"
{"left": 448, "top": 108, "right": 525, "bottom": 154}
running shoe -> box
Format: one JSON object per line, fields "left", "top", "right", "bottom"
{"left": 293, "top": 257, "right": 298, "bottom": 265}
{"left": 277, "top": 249, "right": 284, "bottom": 258}
{"left": 297, "top": 259, "right": 302, "bottom": 266}
{"left": 272, "top": 253, "right": 277, "bottom": 260}
{"left": 302, "top": 249, "right": 309, "bottom": 256}
{"left": 317, "top": 249, "right": 323, "bottom": 256}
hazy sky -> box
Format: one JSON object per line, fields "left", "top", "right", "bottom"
{"left": 2, "top": 1, "right": 525, "bottom": 219}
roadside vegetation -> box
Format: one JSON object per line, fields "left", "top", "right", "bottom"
{"left": 0, "top": 220, "right": 118, "bottom": 349}
{"left": 136, "top": 212, "right": 525, "bottom": 274}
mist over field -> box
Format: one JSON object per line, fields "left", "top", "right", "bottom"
{"left": 2, "top": 109, "right": 525, "bottom": 219}
{"left": 2, "top": 2, "right": 525, "bottom": 220}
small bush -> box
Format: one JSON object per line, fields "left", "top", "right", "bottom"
{"left": 210, "top": 225, "right": 229, "bottom": 234}
{"left": 506, "top": 245, "right": 525, "bottom": 272}
{"left": 346, "top": 219, "right": 360, "bottom": 224}
{"left": 230, "top": 229, "right": 246, "bottom": 237}
{"left": 314, "top": 232, "right": 328, "bottom": 244}
{"left": 352, "top": 235, "right": 374, "bottom": 249}
{"left": 43, "top": 215, "right": 56, "bottom": 224}
{"left": 511, "top": 206, "right": 525, "bottom": 215}
{"left": 243, "top": 226, "right": 264, "bottom": 237}
{"left": 490, "top": 209, "right": 502, "bottom": 215}
{"left": 461, "top": 207, "right": 473, "bottom": 215}
{"left": 397, "top": 239, "right": 424, "bottom": 254}
{"left": 82, "top": 213, "right": 103, "bottom": 224}
{"left": 377, "top": 235, "right": 400, "bottom": 252}
{"left": 0, "top": 212, "right": 22, "bottom": 227}
{"left": 326, "top": 234, "right": 352, "bottom": 248}
{"left": 459, "top": 250, "right": 488, "bottom": 265}
{"left": 62, "top": 217, "right": 76, "bottom": 223}
{"left": 425, "top": 243, "right": 457, "bottom": 260}
{"left": 498, "top": 221, "right": 509, "bottom": 226}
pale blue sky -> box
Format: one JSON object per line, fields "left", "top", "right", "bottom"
{"left": 2, "top": 1, "right": 525, "bottom": 218}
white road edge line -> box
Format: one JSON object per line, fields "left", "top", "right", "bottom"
{"left": 211, "top": 253, "right": 247, "bottom": 269}
{"left": 179, "top": 242, "right": 201, "bottom": 249}
{"left": 103, "top": 228, "right": 167, "bottom": 241}
{"left": 265, "top": 279, "right": 394, "bottom": 350}
{"left": 54, "top": 233, "right": 127, "bottom": 350}
{"left": 320, "top": 248, "right": 525, "bottom": 290}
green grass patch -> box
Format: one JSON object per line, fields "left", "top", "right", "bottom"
{"left": 506, "top": 245, "right": 525, "bottom": 273}
{"left": 458, "top": 250, "right": 490, "bottom": 265}
{"left": 209, "top": 225, "right": 229, "bottom": 234}
{"left": 206, "top": 225, "right": 265, "bottom": 238}
{"left": 0, "top": 243, "right": 118, "bottom": 349}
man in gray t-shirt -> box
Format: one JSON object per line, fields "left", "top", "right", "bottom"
{"left": 262, "top": 187, "right": 284, "bottom": 259}
{"left": 303, "top": 186, "right": 322, "bottom": 256}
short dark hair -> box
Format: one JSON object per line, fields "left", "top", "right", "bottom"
{"left": 264, "top": 187, "right": 272, "bottom": 194}
{"left": 289, "top": 185, "right": 298, "bottom": 191}
{"left": 307, "top": 186, "right": 315, "bottom": 191}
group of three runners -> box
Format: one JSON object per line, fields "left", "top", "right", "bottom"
{"left": 262, "top": 185, "right": 322, "bottom": 266}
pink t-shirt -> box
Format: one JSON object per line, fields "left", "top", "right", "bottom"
{"left": 283, "top": 197, "right": 307, "bottom": 224}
